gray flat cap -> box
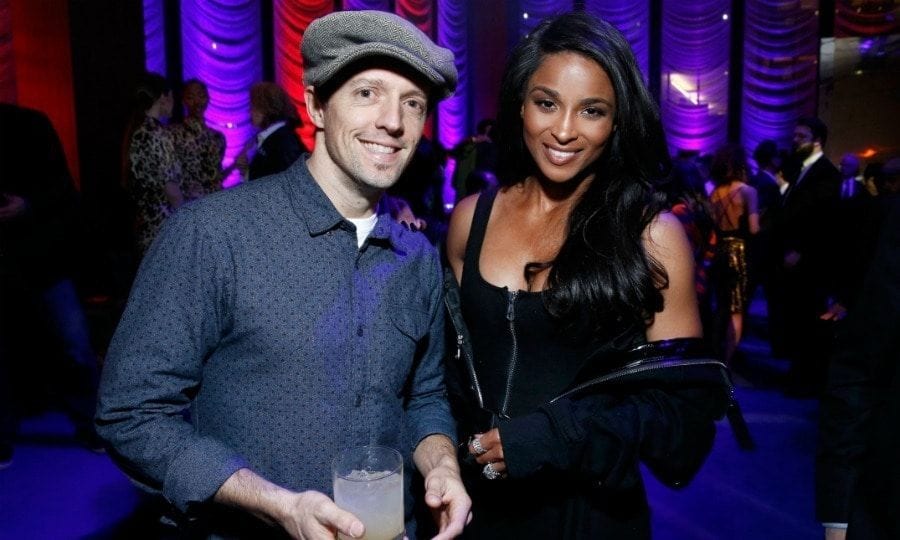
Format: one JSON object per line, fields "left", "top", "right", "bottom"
{"left": 302, "top": 10, "right": 457, "bottom": 100}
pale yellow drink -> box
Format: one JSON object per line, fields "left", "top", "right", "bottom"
{"left": 333, "top": 446, "right": 404, "bottom": 540}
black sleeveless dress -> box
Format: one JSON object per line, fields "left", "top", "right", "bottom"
{"left": 455, "top": 189, "right": 652, "bottom": 539}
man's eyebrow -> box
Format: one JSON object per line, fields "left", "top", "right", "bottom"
{"left": 349, "top": 76, "right": 427, "bottom": 100}
{"left": 348, "top": 77, "right": 384, "bottom": 88}
{"left": 402, "top": 87, "right": 428, "bottom": 100}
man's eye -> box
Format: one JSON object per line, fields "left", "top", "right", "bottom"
{"left": 358, "top": 88, "right": 373, "bottom": 98}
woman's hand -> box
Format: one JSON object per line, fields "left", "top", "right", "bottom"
{"left": 468, "top": 429, "right": 506, "bottom": 478}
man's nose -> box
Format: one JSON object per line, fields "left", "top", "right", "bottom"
{"left": 376, "top": 100, "right": 403, "bottom": 135}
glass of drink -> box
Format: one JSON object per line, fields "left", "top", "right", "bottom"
{"left": 332, "top": 445, "right": 404, "bottom": 540}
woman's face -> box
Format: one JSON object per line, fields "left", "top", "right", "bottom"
{"left": 158, "top": 91, "right": 174, "bottom": 118}
{"left": 521, "top": 51, "right": 616, "bottom": 184}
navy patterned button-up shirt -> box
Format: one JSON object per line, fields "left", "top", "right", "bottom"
{"left": 97, "top": 157, "right": 453, "bottom": 517}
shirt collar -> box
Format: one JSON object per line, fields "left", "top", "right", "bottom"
{"left": 288, "top": 157, "right": 401, "bottom": 249}
{"left": 794, "top": 150, "right": 825, "bottom": 187}
{"left": 257, "top": 121, "right": 287, "bottom": 147}
{"left": 802, "top": 150, "right": 823, "bottom": 171}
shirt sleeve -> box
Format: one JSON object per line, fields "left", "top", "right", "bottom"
{"left": 403, "top": 255, "right": 457, "bottom": 450}
{"left": 95, "top": 207, "right": 248, "bottom": 513}
{"left": 499, "top": 385, "right": 729, "bottom": 489}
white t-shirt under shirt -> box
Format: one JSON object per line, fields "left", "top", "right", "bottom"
{"left": 347, "top": 213, "right": 378, "bottom": 248}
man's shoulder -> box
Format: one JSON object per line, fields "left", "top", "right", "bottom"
{"left": 750, "top": 171, "right": 777, "bottom": 187}
{"left": 811, "top": 156, "right": 841, "bottom": 181}
{"left": 383, "top": 218, "right": 439, "bottom": 258}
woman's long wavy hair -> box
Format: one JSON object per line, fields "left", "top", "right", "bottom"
{"left": 496, "top": 11, "right": 671, "bottom": 335}
{"left": 121, "top": 72, "right": 171, "bottom": 190}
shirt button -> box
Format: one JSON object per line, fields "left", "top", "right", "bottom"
{"left": 357, "top": 325, "right": 364, "bottom": 336}
{"left": 354, "top": 394, "right": 362, "bottom": 407}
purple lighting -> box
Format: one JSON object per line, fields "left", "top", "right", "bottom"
{"left": 518, "top": 0, "right": 573, "bottom": 38}
{"left": 742, "top": 0, "right": 819, "bottom": 154}
{"left": 584, "top": 0, "right": 650, "bottom": 85}
{"left": 143, "top": 0, "right": 165, "bottom": 76}
{"left": 343, "top": 0, "right": 391, "bottom": 9}
{"left": 181, "top": 0, "right": 262, "bottom": 188}
{"left": 661, "top": 0, "right": 730, "bottom": 155}
{"left": 437, "top": 0, "right": 469, "bottom": 204}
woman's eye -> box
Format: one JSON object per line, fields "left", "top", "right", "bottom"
{"left": 536, "top": 99, "right": 555, "bottom": 110}
{"left": 584, "top": 107, "right": 606, "bottom": 117}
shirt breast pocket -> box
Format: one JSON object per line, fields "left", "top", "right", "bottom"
{"left": 378, "top": 306, "right": 429, "bottom": 390}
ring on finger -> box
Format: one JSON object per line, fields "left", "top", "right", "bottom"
{"left": 482, "top": 462, "right": 501, "bottom": 480}
{"left": 470, "top": 436, "right": 487, "bottom": 456}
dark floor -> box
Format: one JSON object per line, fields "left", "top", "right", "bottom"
{"left": 0, "top": 295, "right": 823, "bottom": 539}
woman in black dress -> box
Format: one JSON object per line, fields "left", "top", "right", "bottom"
{"left": 444, "top": 12, "right": 731, "bottom": 538}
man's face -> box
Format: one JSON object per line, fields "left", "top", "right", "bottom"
{"left": 840, "top": 154, "right": 859, "bottom": 178}
{"left": 792, "top": 125, "right": 815, "bottom": 159}
{"left": 183, "top": 83, "right": 209, "bottom": 117}
{"left": 307, "top": 67, "right": 428, "bottom": 195}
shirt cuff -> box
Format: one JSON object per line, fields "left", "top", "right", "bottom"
{"left": 823, "top": 523, "right": 848, "bottom": 530}
{"left": 163, "top": 435, "right": 250, "bottom": 513}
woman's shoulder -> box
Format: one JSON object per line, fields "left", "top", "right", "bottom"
{"left": 645, "top": 210, "right": 683, "bottom": 237}
{"left": 446, "top": 193, "right": 481, "bottom": 266}
{"left": 643, "top": 211, "right": 693, "bottom": 258}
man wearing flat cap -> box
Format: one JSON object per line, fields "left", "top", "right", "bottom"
{"left": 96, "top": 10, "right": 469, "bottom": 539}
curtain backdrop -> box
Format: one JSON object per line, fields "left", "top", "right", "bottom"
{"left": 661, "top": 0, "right": 731, "bottom": 154}
{"left": 396, "top": 0, "right": 435, "bottom": 138}
{"left": 518, "top": 0, "right": 574, "bottom": 38}
{"left": 436, "top": 0, "right": 468, "bottom": 203}
{"left": 136, "top": 1, "right": 854, "bottom": 170}
{"left": 742, "top": 0, "right": 819, "bottom": 155}
{"left": 182, "top": 0, "right": 262, "bottom": 187}
{"left": 343, "top": 0, "right": 390, "bottom": 10}
{"left": 143, "top": 0, "right": 166, "bottom": 77}
{"left": 273, "top": 0, "right": 331, "bottom": 152}
{"left": 436, "top": 0, "right": 467, "bottom": 154}
{"left": 396, "top": 0, "right": 432, "bottom": 33}
{"left": 584, "top": 0, "right": 651, "bottom": 84}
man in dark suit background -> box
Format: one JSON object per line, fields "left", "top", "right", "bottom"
{"left": 778, "top": 116, "right": 842, "bottom": 395}
{"left": 238, "top": 81, "right": 307, "bottom": 181}
{"left": 822, "top": 153, "right": 877, "bottom": 323}
{"left": 816, "top": 188, "right": 900, "bottom": 540}
{"left": 748, "top": 140, "right": 784, "bottom": 351}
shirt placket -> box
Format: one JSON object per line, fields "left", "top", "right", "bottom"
{"left": 347, "top": 234, "right": 373, "bottom": 445}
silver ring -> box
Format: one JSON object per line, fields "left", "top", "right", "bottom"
{"left": 482, "top": 462, "right": 501, "bottom": 480}
{"left": 470, "top": 437, "right": 487, "bottom": 456}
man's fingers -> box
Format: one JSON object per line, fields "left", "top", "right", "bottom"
{"left": 428, "top": 495, "right": 471, "bottom": 540}
{"left": 431, "top": 503, "right": 470, "bottom": 540}
{"left": 315, "top": 503, "right": 364, "bottom": 539}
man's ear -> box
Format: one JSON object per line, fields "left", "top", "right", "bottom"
{"left": 305, "top": 86, "right": 325, "bottom": 128}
